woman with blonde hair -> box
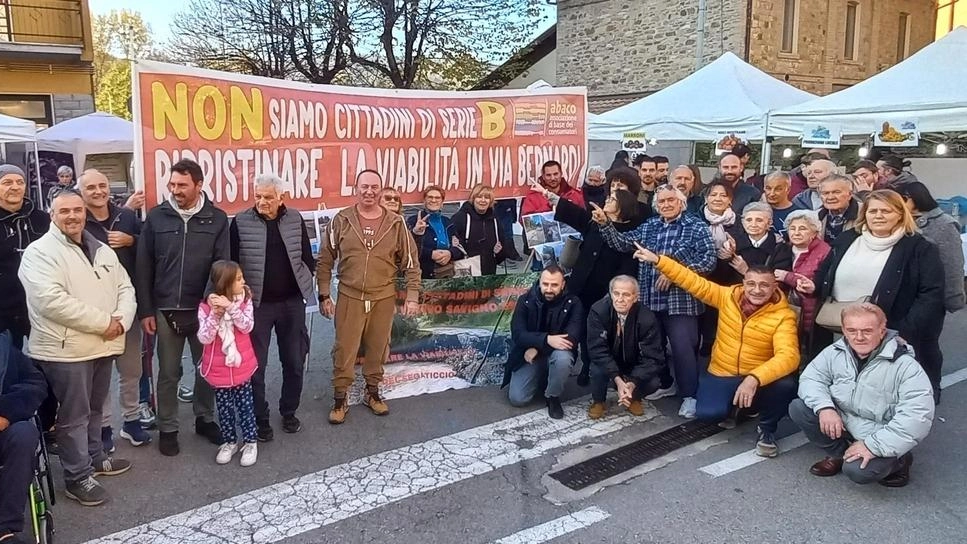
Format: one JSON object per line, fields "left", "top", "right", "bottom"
{"left": 450, "top": 184, "right": 513, "bottom": 275}
{"left": 814, "top": 190, "right": 945, "bottom": 399}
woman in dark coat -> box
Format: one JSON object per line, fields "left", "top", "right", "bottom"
{"left": 814, "top": 190, "right": 946, "bottom": 399}
{"left": 553, "top": 187, "right": 642, "bottom": 385}
{"left": 451, "top": 183, "right": 513, "bottom": 276}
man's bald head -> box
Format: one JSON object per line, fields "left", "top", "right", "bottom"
{"left": 78, "top": 169, "right": 111, "bottom": 210}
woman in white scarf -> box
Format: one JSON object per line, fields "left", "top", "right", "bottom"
{"left": 701, "top": 180, "right": 737, "bottom": 252}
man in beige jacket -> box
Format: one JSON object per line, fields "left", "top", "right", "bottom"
{"left": 317, "top": 170, "right": 421, "bottom": 424}
{"left": 19, "top": 189, "right": 136, "bottom": 507}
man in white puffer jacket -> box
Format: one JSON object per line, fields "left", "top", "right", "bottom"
{"left": 790, "top": 302, "right": 934, "bottom": 488}
{"left": 18, "top": 189, "right": 136, "bottom": 507}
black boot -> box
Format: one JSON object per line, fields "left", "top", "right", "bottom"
{"left": 546, "top": 396, "right": 564, "bottom": 419}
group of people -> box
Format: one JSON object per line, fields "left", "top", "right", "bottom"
{"left": 0, "top": 145, "right": 957, "bottom": 541}
{"left": 504, "top": 150, "right": 954, "bottom": 489}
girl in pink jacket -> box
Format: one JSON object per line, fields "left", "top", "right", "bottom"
{"left": 197, "top": 260, "right": 259, "bottom": 467}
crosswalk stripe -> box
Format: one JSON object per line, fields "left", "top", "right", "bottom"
{"left": 698, "top": 368, "right": 965, "bottom": 478}
{"left": 940, "top": 367, "right": 967, "bottom": 389}
{"left": 83, "top": 400, "right": 641, "bottom": 544}
{"left": 698, "top": 433, "right": 809, "bottom": 477}
{"left": 490, "top": 506, "right": 611, "bottom": 544}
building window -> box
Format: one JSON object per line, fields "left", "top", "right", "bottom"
{"left": 937, "top": 0, "right": 967, "bottom": 39}
{"left": 896, "top": 13, "right": 911, "bottom": 61}
{"left": 0, "top": 0, "right": 9, "bottom": 42}
{"left": 844, "top": 1, "right": 859, "bottom": 60}
{"left": 0, "top": 94, "right": 53, "bottom": 129}
{"left": 781, "top": 0, "right": 799, "bottom": 53}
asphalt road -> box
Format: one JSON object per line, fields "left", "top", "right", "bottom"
{"left": 47, "top": 305, "right": 967, "bottom": 544}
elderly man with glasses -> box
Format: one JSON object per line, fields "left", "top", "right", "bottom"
{"left": 593, "top": 184, "right": 717, "bottom": 419}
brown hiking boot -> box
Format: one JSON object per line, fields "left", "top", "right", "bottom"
{"left": 626, "top": 399, "right": 645, "bottom": 417}
{"left": 328, "top": 396, "right": 348, "bottom": 424}
{"left": 364, "top": 387, "right": 389, "bottom": 416}
{"left": 588, "top": 402, "right": 606, "bottom": 420}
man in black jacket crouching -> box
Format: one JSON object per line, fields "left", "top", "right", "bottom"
{"left": 587, "top": 275, "right": 666, "bottom": 419}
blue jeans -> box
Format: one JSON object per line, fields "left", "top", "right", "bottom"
{"left": 0, "top": 420, "right": 39, "bottom": 534}
{"left": 507, "top": 349, "right": 575, "bottom": 406}
{"left": 695, "top": 373, "right": 798, "bottom": 433}
{"left": 656, "top": 312, "right": 701, "bottom": 397}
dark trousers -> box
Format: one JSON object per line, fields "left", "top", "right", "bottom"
{"left": 250, "top": 297, "right": 309, "bottom": 421}
{"left": 696, "top": 373, "right": 798, "bottom": 433}
{"left": 37, "top": 358, "right": 112, "bottom": 484}
{"left": 494, "top": 199, "right": 519, "bottom": 258}
{"left": 590, "top": 362, "right": 661, "bottom": 403}
{"left": 699, "top": 308, "right": 718, "bottom": 354}
{"left": 0, "top": 420, "right": 39, "bottom": 534}
{"left": 655, "top": 312, "right": 701, "bottom": 397}
{"left": 789, "top": 398, "right": 905, "bottom": 484}
{"left": 912, "top": 335, "right": 943, "bottom": 397}
{"left": 215, "top": 382, "right": 257, "bottom": 444}
{"left": 139, "top": 332, "right": 155, "bottom": 405}
{"left": 0, "top": 312, "right": 29, "bottom": 349}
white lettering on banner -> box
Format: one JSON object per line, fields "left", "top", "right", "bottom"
{"left": 332, "top": 103, "right": 416, "bottom": 141}
{"left": 416, "top": 108, "right": 436, "bottom": 139}
{"left": 82, "top": 399, "right": 639, "bottom": 544}
{"left": 152, "top": 149, "right": 322, "bottom": 206}
{"left": 268, "top": 99, "right": 329, "bottom": 139}
{"left": 517, "top": 144, "right": 582, "bottom": 185}
{"left": 438, "top": 107, "right": 479, "bottom": 139}
{"left": 489, "top": 146, "right": 514, "bottom": 186}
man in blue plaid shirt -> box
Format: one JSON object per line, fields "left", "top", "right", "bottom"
{"left": 595, "top": 184, "right": 716, "bottom": 418}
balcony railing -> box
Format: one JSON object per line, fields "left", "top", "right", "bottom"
{"left": 0, "top": 0, "right": 84, "bottom": 48}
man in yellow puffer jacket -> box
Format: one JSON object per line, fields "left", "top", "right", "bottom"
{"left": 632, "top": 243, "right": 799, "bottom": 458}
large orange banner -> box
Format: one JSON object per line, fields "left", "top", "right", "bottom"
{"left": 133, "top": 60, "right": 588, "bottom": 215}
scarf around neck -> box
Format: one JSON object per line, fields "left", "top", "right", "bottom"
{"left": 704, "top": 206, "right": 736, "bottom": 249}
{"left": 427, "top": 210, "right": 449, "bottom": 249}
{"left": 860, "top": 227, "right": 905, "bottom": 251}
{"left": 169, "top": 193, "right": 205, "bottom": 224}
{"left": 218, "top": 294, "right": 246, "bottom": 367}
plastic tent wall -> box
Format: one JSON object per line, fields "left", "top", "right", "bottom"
{"left": 0, "top": 112, "right": 36, "bottom": 142}
{"left": 37, "top": 111, "right": 133, "bottom": 172}
{"left": 769, "top": 26, "right": 967, "bottom": 136}
{"left": 588, "top": 52, "right": 816, "bottom": 141}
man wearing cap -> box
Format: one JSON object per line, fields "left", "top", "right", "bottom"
{"left": 0, "top": 164, "right": 49, "bottom": 348}
{"left": 875, "top": 155, "right": 916, "bottom": 189}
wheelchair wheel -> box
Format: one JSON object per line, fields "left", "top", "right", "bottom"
{"left": 39, "top": 512, "right": 55, "bottom": 544}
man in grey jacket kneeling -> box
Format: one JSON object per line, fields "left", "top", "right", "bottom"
{"left": 790, "top": 302, "right": 934, "bottom": 488}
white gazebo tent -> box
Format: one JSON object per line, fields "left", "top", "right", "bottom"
{"left": 588, "top": 52, "right": 816, "bottom": 143}
{"left": 37, "top": 111, "right": 133, "bottom": 173}
{"left": 768, "top": 27, "right": 967, "bottom": 137}
{"left": 0, "top": 112, "right": 41, "bottom": 203}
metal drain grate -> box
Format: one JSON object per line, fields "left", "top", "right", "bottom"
{"left": 548, "top": 420, "right": 726, "bottom": 490}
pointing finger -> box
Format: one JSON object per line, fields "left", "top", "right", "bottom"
{"left": 590, "top": 202, "right": 602, "bottom": 210}
{"left": 633, "top": 241, "right": 646, "bottom": 251}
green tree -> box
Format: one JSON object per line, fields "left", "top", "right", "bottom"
{"left": 96, "top": 62, "right": 133, "bottom": 120}
{"left": 92, "top": 10, "right": 153, "bottom": 119}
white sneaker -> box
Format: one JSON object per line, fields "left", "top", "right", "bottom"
{"left": 216, "top": 443, "right": 240, "bottom": 465}
{"left": 678, "top": 397, "right": 697, "bottom": 419}
{"left": 644, "top": 384, "right": 678, "bottom": 401}
{"left": 240, "top": 442, "right": 258, "bottom": 467}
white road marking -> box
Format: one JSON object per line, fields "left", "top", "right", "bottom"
{"left": 83, "top": 401, "right": 641, "bottom": 544}
{"left": 698, "top": 433, "right": 809, "bottom": 477}
{"left": 940, "top": 367, "right": 967, "bottom": 389}
{"left": 490, "top": 506, "right": 611, "bottom": 544}
{"left": 699, "top": 368, "right": 966, "bottom": 478}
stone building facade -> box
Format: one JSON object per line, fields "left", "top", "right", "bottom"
{"left": 556, "top": 0, "right": 937, "bottom": 112}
